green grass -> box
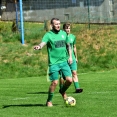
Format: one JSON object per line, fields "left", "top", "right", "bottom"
{"left": 0, "top": 70, "right": 117, "bottom": 117}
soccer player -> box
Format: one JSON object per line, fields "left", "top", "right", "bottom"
{"left": 59, "top": 23, "right": 83, "bottom": 93}
{"left": 34, "top": 18, "right": 73, "bottom": 107}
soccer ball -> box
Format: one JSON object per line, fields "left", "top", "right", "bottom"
{"left": 65, "top": 96, "right": 76, "bottom": 107}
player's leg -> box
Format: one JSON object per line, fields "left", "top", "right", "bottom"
{"left": 46, "top": 79, "right": 58, "bottom": 107}
{"left": 59, "top": 77, "right": 64, "bottom": 89}
{"left": 72, "top": 70, "right": 83, "bottom": 93}
{"left": 60, "top": 76, "right": 72, "bottom": 99}
{"left": 59, "top": 71, "right": 65, "bottom": 89}
{"left": 70, "top": 60, "right": 83, "bottom": 93}
{"left": 46, "top": 64, "right": 59, "bottom": 107}
{"left": 59, "top": 61, "right": 72, "bottom": 99}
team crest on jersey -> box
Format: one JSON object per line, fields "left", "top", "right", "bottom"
{"left": 61, "top": 35, "right": 64, "bottom": 38}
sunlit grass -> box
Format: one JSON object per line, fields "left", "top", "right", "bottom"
{"left": 0, "top": 70, "right": 117, "bottom": 117}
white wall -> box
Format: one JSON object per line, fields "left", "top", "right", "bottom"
{"left": 1, "top": 0, "right": 117, "bottom": 23}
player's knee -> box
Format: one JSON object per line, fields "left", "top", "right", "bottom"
{"left": 66, "top": 77, "right": 73, "bottom": 83}
{"left": 52, "top": 80, "right": 58, "bottom": 86}
{"left": 72, "top": 71, "right": 77, "bottom": 77}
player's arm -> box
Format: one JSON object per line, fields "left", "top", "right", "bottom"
{"left": 67, "top": 43, "right": 72, "bottom": 64}
{"left": 73, "top": 44, "right": 78, "bottom": 62}
{"left": 34, "top": 42, "right": 46, "bottom": 50}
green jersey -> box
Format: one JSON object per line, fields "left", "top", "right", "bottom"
{"left": 67, "top": 34, "right": 76, "bottom": 60}
{"left": 42, "top": 30, "right": 69, "bottom": 65}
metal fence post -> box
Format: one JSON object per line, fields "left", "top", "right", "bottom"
{"left": 87, "top": 0, "right": 90, "bottom": 29}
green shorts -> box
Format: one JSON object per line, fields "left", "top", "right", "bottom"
{"left": 49, "top": 61, "right": 72, "bottom": 81}
{"left": 69, "top": 60, "right": 77, "bottom": 71}
{"left": 60, "top": 60, "right": 77, "bottom": 80}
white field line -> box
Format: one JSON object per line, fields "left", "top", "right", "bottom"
{"left": 55, "top": 90, "right": 117, "bottom": 97}
{"left": 12, "top": 97, "right": 29, "bottom": 100}
{"left": 87, "top": 91, "right": 117, "bottom": 94}
{"left": 78, "top": 70, "right": 115, "bottom": 76}
{"left": 46, "top": 70, "right": 115, "bottom": 82}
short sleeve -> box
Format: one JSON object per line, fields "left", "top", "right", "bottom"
{"left": 42, "top": 33, "right": 49, "bottom": 43}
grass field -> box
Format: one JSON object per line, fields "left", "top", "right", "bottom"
{"left": 0, "top": 70, "right": 117, "bottom": 117}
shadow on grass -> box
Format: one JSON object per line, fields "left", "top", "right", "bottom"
{"left": 2, "top": 103, "right": 61, "bottom": 109}
{"left": 2, "top": 103, "right": 46, "bottom": 108}
{"left": 27, "top": 91, "right": 48, "bottom": 94}
{"left": 2, "top": 103, "right": 59, "bottom": 109}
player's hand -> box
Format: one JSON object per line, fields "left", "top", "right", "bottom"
{"left": 34, "top": 45, "right": 40, "bottom": 50}
{"left": 68, "top": 57, "right": 72, "bottom": 64}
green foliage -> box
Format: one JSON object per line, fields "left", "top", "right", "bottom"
{"left": 0, "top": 21, "right": 117, "bottom": 78}
{"left": 0, "top": 21, "right": 20, "bottom": 42}
{"left": 76, "top": 25, "right": 117, "bottom": 72}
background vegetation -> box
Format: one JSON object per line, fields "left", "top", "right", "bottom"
{"left": 0, "top": 21, "right": 117, "bottom": 79}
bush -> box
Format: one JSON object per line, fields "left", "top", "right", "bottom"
{"left": 0, "top": 22, "right": 117, "bottom": 78}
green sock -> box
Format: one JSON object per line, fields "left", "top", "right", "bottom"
{"left": 74, "top": 82, "right": 80, "bottom": 89}
{"left": 61, "top": 85, "right": 69, "bottom": 93}
{"left": 59, "top": 84, "right": 64, "bottom": 90}
{"left": 47, "top": 92, "right": 54, "bottom": 102}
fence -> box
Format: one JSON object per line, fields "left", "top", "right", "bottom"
{"left": 1, "top": 0, "right": 117, "bottom": 23}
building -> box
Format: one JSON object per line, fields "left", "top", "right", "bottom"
{"left": 0, "top": 0, "right": 117, "bottom": 23}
